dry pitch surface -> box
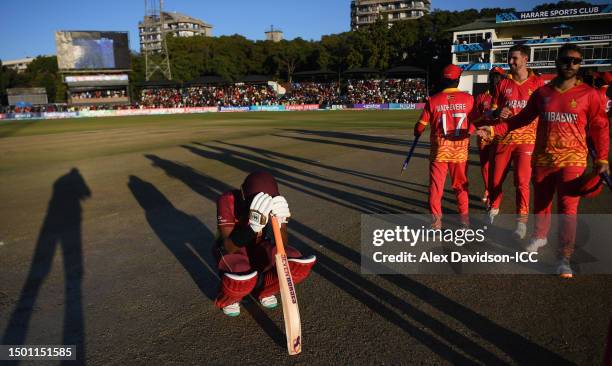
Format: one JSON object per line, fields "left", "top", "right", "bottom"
{"left": 0, "top": 110, "right": 611, "bottom": 365}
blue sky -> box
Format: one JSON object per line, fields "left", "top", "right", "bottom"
{"left": 0, "top": 0, "right": 586, "bottom": 61}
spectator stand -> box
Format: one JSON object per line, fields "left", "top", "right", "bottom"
{"left": 234, "top": 75, "right": 279, "bottom": 106}
{"left": 384, "top": 66, "right": 428, "bottom": 103}
{"left": 65, "top": 74, "right": 131, "bottom": 107}
{"left": 283, "top": 70, "right": 340, "bottom": 107}
{"left": 136, "top": 80, "right": 183, "bottom": 108}
{"left": 343, "top": 67, "right": 384, "bottom": 105}
{"left": 183, "top": 75, "right": 229, "bottom": 107}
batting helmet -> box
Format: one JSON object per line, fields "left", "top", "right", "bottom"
{"left": 241, "top": 171, "right": 280, "bottom": 202}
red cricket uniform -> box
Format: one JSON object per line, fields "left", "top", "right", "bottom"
{"left": 490, "top": 70, "right": 545, "bottom": 218}
{"left": 599, "top": 84, "right": 611, "bottom": 114}
{"left": 493, "top": 80, "right": 609, "bottom": 257}
{"left": 415, "top": 88, "right": 474, "bottom": 222}
{"left": 470, "top": 91, "right": 495, "bottom": 198}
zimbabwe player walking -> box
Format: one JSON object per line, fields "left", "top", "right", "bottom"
{"left": 478, "top": 43, "right": 610, "bottom": 278}
{"left": 414, "top": 64, "right": 474, "bottom": 228}
{"left": 488, "top": 45, "right": 545, "bottom": 240}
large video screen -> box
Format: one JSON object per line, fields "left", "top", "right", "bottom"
{"left": 55, "top": 31, "right": 131, "bottom": 70}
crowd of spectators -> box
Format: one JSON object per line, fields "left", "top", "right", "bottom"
{"left": 1, "top": 78, "right": 428, "bottom": 113}
{"left": 280, "top": 82, "right": 341, "bottom": 106}
{"left": 1, "top": 104, "right": 137, "bottom": 113}
{"left": 1, "top": 104, "right": 68, "bottom": 113}
{"left": 140, "top": 84, "right": 278, "bottom": 108}
{"left": 346, "top": 80, "right": 385, "bottom": 105}
{"left": 184, "top": 84, "right": 278, "bottom": 107}
{"left": 382, "top": 79, "right": 427, "bottom": 103}
{"left": 346, "top": 78, "right": 426, "bottom": 104}
{"left": 140, "top": 88, "right": 183, "bottom": 108}
{"left": 71, "top": 89, "right": 127, "bottom": 100}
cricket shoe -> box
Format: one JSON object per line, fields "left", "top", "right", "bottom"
{"left": 525, "top": 238, "right": 547, "bottom": 253}
{"left": 260, "top": 295, "right": 278, "bottom": 309}
{"left": 487, "top": 208, "right": 499, "bottom": 225}
{"left": 430, "top": 217, "right": 442, "bottom": 230}
{"left": 222, "top": 302, "right": 241, "bottom": 317}
{"left": 513, "top": 222, "right": 527, "bottom": 240}
{"left": 556, "top": 258, "right": 574, "bottom": 279}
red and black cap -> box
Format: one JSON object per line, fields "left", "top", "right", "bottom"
{"left": 442, "top": 64, "right": 462, "bottom": 80}
{"left": 241, "top": 171, "right": 280, "bottom": 202}
{"left": 490, "top": 66, "right": 506, "bottom": 75}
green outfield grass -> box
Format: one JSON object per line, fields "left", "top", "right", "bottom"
{"left": 0, "top": 110, "right": 420, "bottom": 138}
{"left": 0, "top": 110, "right": 420, "bottom": 172}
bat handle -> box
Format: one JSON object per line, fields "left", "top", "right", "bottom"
{"left": 270, "top": 215, "right": 286, "bottom": 256}
{"left": 601, "top": 172, "right": 612, "bottom": 191}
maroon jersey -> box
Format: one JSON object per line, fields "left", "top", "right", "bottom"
{"left": 217, "top": 190, "right": 270, "bottom": 246}
{"left": 416, "top": 88, "right": 474, "bottom": 162}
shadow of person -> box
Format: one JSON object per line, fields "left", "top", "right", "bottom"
{"left": 127, "top": 175, "right": 218, "bottom": 300}
{"left": 2, "top": 168, "right": 90, "bottom": 364}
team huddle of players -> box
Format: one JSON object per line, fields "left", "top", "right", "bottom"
{"left": 415, "top": 43, "right": 610, "bottom": 278}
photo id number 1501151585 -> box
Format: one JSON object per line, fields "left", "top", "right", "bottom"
{"left": 0, "top": 345, "right": 76, "bottom": 360}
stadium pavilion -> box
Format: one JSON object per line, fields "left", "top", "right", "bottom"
{"left": 449, "top": 3, "right": 612, "bottom": 94}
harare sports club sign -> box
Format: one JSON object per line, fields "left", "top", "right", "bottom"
{"left": 496, "top": 4, "right": 612, "bottom": 22}
{"left": 460, "top": 59, "right": 612, "bottom": 71}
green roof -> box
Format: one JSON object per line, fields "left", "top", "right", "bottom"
{"left": 448, "top": 18, "right": 496, "bottom": 32}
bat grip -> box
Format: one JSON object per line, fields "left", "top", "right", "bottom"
{"left": 270, "top": 215, "right": 286, "bottom": 256}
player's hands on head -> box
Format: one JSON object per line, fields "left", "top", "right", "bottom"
{"left": 476, "top": 126, "right": 494, "bottom": 140}
{"left": 499, "top": 107, "right": 513, "bottom": 119}
{"left": 248, "top": 192, "right": 274, "bottom": 233}
{"left": 271, "top": 195, "right": 291, "bottom": 224}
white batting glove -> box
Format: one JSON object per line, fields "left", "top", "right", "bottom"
{"left": 271, "top": 195, "right": 291, "bottom": 224}
{"left": 248, "top": 192, "right": 273, "bottom": 233}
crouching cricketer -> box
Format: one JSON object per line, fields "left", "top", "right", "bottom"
{"left": 414, "top": 64, "right": 474, "bottom": 228}
{"left": 214, "top": 171, "right": 316, "bottom": 316}
{"left": 478, "top": 43, "right": 610, "bottom": 278}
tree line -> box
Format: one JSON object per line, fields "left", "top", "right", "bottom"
{"left": 0, "top": 2, "right": 590, "bottom": 104}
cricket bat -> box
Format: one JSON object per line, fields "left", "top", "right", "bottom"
{"left": 271, "top": 216, "right": 302, "bottom": 355}
{"left": 400, "top": 135, "right": 420, "bottom": 175}
{"left": 587, "top": 138, "right": 612, "bottom": 192}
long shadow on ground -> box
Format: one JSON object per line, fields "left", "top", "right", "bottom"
{"left": 213, "top": 140, "right": 485, "bottom": 211}
{"left": 182, "top": 143, "right": 424, "bottom": 214}
{"left": 2, "top": 168, "right": 89, "bottom": 365}
{"left": 145, "top": 152, "right": 571, "bottom": 365}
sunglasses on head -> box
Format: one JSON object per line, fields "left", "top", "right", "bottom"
{"left": 558, "top": 56, "right": 583, "bottom": 65}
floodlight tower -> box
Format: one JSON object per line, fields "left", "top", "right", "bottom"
{"left": 143, "top": 0, "right": 172, "bottom": 80}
